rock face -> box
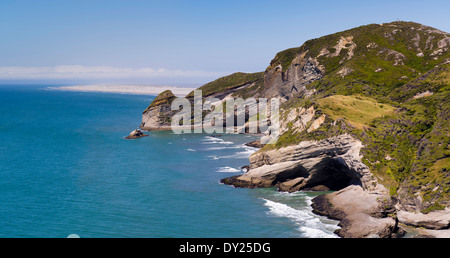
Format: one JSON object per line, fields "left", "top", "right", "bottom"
{"left": 311, "top": 185, "right": 400, "bottom": 238}
{"left": 141, "top": 90, "right": 177, "bottom": 131}
{"left": 279, "top": 106, "right": 318, "bottom": 135}
{"left": 397, "top": 209, "right": 450, "bottom": 230}
{"left": 222, "top": 134, "right": 377, "bottom": 193}
{"left": 263, "top": 53, "right": 323, "bottom": 100}
{"left": 221, "top": 134, "right": 403, "bottom": 238}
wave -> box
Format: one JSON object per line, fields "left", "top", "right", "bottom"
{"left": 217, "top": 166, "right": 241, "bottom": 173}
{"left": 201, "top": 136, "right": 234, "bottom": 145}
{"left": 235, "top": 145, "right": 258, "bottom": 157}
{"left": 186, "top": 149, "right": 196, "bottom": 152}
{"left": 205, "top": 146, "right": 242, "bottom": 151}
{"left": 261, "top": 198, "right": 339, "bottom": 238}
{"left": 205, "top": 145, "right": 258, "bottom": 160}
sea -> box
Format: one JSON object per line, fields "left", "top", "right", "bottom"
{"left": 0, "top": 85, "right": 339, "bottom": 238}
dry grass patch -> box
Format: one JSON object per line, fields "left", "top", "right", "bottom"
{"left": 317, "top": 95, "right": 395, "bottom": 129}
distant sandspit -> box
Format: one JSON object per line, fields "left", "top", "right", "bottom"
{"left": 48, "top": 85, "right": 196, "bottom": 96}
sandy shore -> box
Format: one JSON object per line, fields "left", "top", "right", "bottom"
{"left": 48, "top": 85, "right": 196, "bottom": 97}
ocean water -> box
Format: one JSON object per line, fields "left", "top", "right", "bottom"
{"left": 0, "top": 85, "right": 339, "bottom": 238}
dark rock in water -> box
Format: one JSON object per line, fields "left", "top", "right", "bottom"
{"left": 240, "top": 165, "right": 250, "bottom": 173}
{"left": 125, "top": 129, "right": 149, "bottom": 139}
{"left": 220, "top": 175, "right": 269, "bottom": 188}
{"left": 244, "top": 139, "right": 265, "bottom": 148}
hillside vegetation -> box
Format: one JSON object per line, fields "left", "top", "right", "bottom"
{"left": 261, "top": 21, "right": 450, "bottom": 211}
{"left": 144, "top": 21, "right": 450, "bottom": 213}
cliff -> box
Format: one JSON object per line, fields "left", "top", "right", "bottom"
{"left": 140, "top": 21, "right": 450, "bottom": 237}
{"left": 141, "top": 90, "right": 177, "bottom": 130}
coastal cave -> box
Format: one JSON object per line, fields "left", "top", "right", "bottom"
{"left": 274, "top": 157, "right": 362, "bottom": 192}
{"left": 303, "top": 157, "right": 362, "bottom": 191}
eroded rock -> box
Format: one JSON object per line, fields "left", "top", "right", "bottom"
{"left": 311, "top": 185, "right": 399, "bottom": 238}
{"left": 125, "top": 129, "right": 149, "bottom": 139}
{"left": 221, "top": 134, "right": 376, "bottom": 192}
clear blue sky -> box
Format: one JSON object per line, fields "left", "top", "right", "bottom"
{"left": 0, "top": 0, "right": 449, "bottom": 86}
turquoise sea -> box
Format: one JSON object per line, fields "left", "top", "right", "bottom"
{"left": 0, "top": 85, "right": 339, "bottom": 238}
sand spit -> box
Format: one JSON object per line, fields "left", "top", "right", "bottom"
{"left": 48, "top": 84, "right": 196, "bottom": 97}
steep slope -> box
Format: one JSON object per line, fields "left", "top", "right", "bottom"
{"left": 264, "top": 21, "right": 450, "bottom": 101}
{"left": 254, "top": 21, "right": 450, "bottom": 207}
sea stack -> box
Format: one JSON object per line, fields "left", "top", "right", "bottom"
{"left": 125, "top": 129, "right": 149, "bottom": 139}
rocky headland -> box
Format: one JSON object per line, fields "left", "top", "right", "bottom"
{"left": 139, "top": 21, "right": 450, "bottom": 237}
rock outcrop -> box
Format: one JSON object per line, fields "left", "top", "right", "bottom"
{"left": 311, "top": 185, "right": 400, "bottom": 238}
{"left": 221, "top": 134, "right": 378, "bottom": 192}
{"left": 397, "top": 209, "right": 450, "bottom": 230}
{"left": 125, "top": 129, "right": 149, "bottom": 139}
{"left": 221, "top": 134, "right": 402, "bottom": 237}
{"left": 263, "top": 53, "right": 323, "bottom": 100}
{"left": 141, "top": 90, "right": 177, "bottom": 131}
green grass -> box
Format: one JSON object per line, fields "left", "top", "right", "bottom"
{"left": 144, "top": 90, "right": 176, "bottom": 113}
{"left": 186, "top": 72, "right": 264, "bottom": 98}
{"left": 268, "top": 21, "right": 450, "bottom": 105}
{"left": 316, "top": 95, "right": 396, "bottom": 129}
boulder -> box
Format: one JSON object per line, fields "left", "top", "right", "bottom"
{"left": 311, "top": 185, "right": 400, "bottom": 238}
{"left": 397, "top": 209, "right": 450, "bottom": 230}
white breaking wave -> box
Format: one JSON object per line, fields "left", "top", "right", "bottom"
{"left": 262, "top": 198, "right": 339, "bottom": 238}
{"left": 212, "top": 149, "right": 256, "bottom": 159}
{"left": 236, "top": 145, "right": 258, "bottom": 157}
{"left": 202, "top": 136, "right": 234, "bottom": 145}
{"left": 217, "top": 166, "right": 241, "bottom": 173}
{"left": 201, "top": 135, "right": 258, "bottom": 159}
{"left": 219, "top": 145, "right": 258, "bottom": 159}
{"left": 205, "top": 146, "right": 242, "bottom": 151}
{"left": 186, "top": 149, "right": 196, "bottom": 152}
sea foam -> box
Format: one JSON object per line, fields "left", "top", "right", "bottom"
{"left": 262, "top": 198, "right": 339, "bottom": 238}
{"left": 217, "top": 166, "right": 241, "bottom": 173}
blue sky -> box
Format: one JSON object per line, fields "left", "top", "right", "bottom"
{"left": 0, "top": 0, "right": 449, "bottom": 86}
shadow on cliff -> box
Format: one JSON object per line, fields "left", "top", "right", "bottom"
{"left": 301, "top": 157, "right": 362, "bottom": 191}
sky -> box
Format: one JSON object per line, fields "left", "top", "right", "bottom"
{"left": 0, "top": 0, "right": 449, "bottom": 86}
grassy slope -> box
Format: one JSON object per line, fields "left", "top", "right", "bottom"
{"left": 186, "top": 72, "right": 264, "bottom": 98}
{"left": 262, "top": 21, "right": 450, "bottom": 209}
{"left": 316, "top": 95, "right": 395, "bottom": 130}
{"left": 271, "top": 22, "right": 450, "bottom": 101}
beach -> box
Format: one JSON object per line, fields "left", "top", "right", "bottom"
{"left": 48, "top": 84, "right": 196, "bottom": 97}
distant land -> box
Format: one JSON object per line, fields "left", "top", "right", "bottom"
{"left": 48, "top": 85, "right": 196, "bottom": 97}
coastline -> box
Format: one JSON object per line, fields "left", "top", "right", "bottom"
{"left": 47, "top": 84, "right": 196, "bottom": 97}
